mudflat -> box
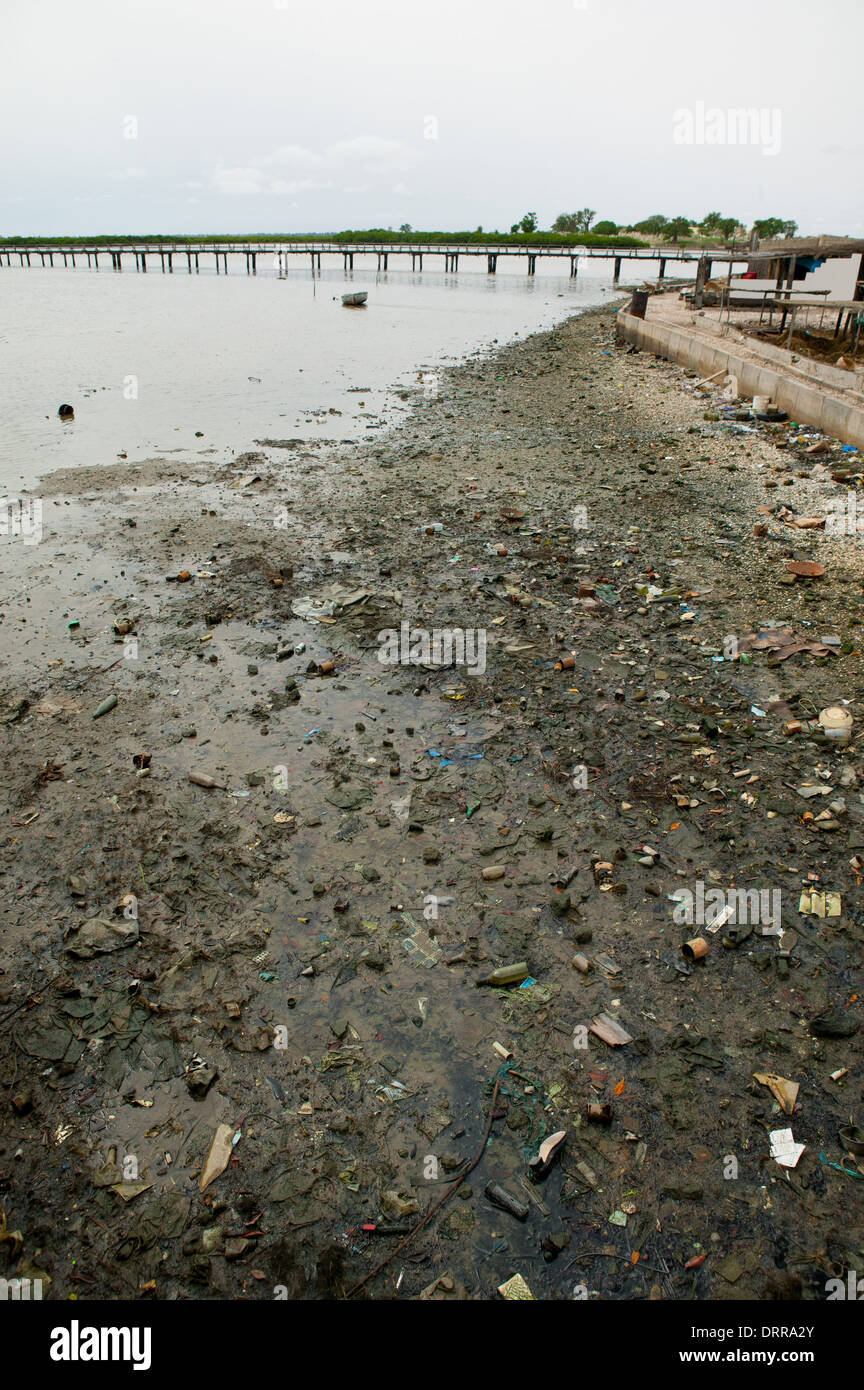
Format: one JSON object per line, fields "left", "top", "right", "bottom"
{"left": 1, "top": 304, "right": 861, "bottom": 1301}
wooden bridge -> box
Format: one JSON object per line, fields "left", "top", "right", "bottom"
{"left": 0, "top": 240, "right": 716, "bottom": 282}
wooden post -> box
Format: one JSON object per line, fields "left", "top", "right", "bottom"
{"left": 140, "top": 252, "right": 146, "bottom": 272}
{"left": 187, "top": 252, "right": 191, "bottom": 272}
{"left": 252, "top": 252, "right": 256, "bottom": 274}
{"left": 527, "top": 254, "right": 536, "bottom": 275}
{"left": 570, "top": 255, "right": 578, "bottom": 277}
{"left": 657, "top": 256, "right": 666, "bottom": 281}
{"left": 779, "top": 255, "right": 797, "bottom": 333}
{"left": 488, "top": 253, "right": 497, "bottom": 273}
{"left": 693, "top": 255, "right": 708, "bottom": 308}
{"left": 613, "top": 256, "right": 621, "bottom": 283}
{"left": 195, "top": 252, "right": 199, "bottom": 273}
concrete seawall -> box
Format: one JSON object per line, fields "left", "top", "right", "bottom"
{"left": 616, "top": 307, "right": 864, "bottom": 450}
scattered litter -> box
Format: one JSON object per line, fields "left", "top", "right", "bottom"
{"left": 769, "top": 1127, "right": 805, "bottom": 1169}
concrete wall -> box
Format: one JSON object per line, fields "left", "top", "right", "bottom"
{"left": 616, "top": 308, "right": 864, "bottom": 450}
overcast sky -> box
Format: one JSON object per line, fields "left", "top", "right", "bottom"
{"left": 2, "top": 0, "right": 861, "bottom": 236}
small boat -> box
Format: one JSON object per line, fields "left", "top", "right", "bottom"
{"left": 341, "top": 291, "right": 367, "bottom": 307}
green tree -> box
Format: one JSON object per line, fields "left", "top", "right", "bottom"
{"left": 701, "top": 211, "right": 722, "bottom": 231}
{"left": 592, "top": 220, "right": 618, "bottom": 235}
{"left": 398, "top": 223, "right": 412, "bottom": 234}
{"left": 753, "top": 217, "right": 788, "bottom": 240}
{"left": 781, "top": 219, "right": 798, "bottom": 237}
{"left": 552, "top": 209, "right": 596, "bottom": 234}
{"left": 633, "top": 214, "right": 668, "bottom": 235}
{"left": 510, "top": 211, "right": 538, "bottom": 234}
{"left": 663, "top": 216, "right": 692, "bottom": 243}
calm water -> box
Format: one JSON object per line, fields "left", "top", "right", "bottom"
{"left": 0, "top": 254, "right": 659, "bottom": 490}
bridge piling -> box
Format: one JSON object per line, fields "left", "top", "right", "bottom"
{"left": 613, "top": 257, "right": 621, "bottom": 283}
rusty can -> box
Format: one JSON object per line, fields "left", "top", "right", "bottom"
{"left": 682, "top": 937, "right": 708, "bottom": 961}
{"left": 586, "top": 1102, "right": 614, "bottom": 1125}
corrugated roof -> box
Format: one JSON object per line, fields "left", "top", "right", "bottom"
{"left": 757, "top": 236, "right": 864, "bottom": 257}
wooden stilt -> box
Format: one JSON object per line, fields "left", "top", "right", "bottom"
{"left": 693, "top": 256, "right": 708, "bottom": 308}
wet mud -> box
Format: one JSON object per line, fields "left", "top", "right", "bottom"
{"left": 1, "top": 305, "right": 862, "bottom": 1301}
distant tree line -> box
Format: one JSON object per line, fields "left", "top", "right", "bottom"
{"left": 0, "top": 227, "right": 646, "bottom": 249}
{"left": 0, "top": 216, "right": 800, "bottom": 250}
{"left": 536, "top": 210, "right": 798, "bottom": 244}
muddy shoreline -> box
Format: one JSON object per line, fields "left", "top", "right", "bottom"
{"left": 1, "top": 303, "right": 862, "bottom": 1302}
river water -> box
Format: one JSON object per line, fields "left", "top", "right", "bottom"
{"left": 0, "top": 254, "right": 661, "bottom": 491}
